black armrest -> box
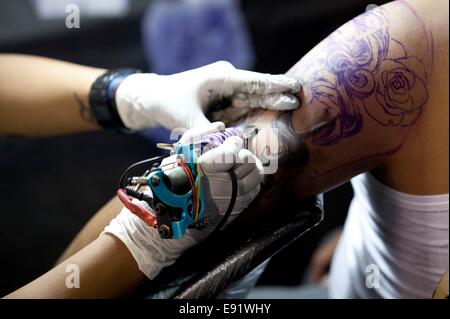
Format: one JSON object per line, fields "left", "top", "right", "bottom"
{"left": 133, "top": 194, "right": 324, "bottom": 299}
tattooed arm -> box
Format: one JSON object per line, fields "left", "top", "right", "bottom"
{"left": 215, "top": 0, "right": 448, "bottom": 198}
{"left": 0, "top": 54, "right": 105, "bottom": 137}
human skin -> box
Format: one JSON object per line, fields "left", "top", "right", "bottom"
{"left": 0, "top": 55, "right": 105, "bottom": 137}
{"left": 5, "top": 233, "right": 146, "bottom": 298}
{"left": 5, "top": 0, "right": 448, "bottom": 298}
{"left": 235, "top": 0, "right": 448, "bottom": 198}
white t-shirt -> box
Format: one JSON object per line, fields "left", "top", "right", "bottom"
{"left": 329, "top": 173, "right": 449, "bottom": 299}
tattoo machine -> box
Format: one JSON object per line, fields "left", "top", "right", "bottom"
{"left": 117, "top": 126, "right": 258, "bottom": 239}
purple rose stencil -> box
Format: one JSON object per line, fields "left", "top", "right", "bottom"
{"left": 300, "top": 8, "right": 428, "bottom": 146}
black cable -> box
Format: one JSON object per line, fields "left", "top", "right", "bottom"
{"left": 124, "top": 187, "right": 155, "bottom": 207}
{"left": 118, "top": 155, "right": 166, "bottom": 189}
{"left": 209, "top": 170, "right": 238, "bottom": 237}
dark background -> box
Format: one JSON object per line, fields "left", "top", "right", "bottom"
{"left": 0, "top": 0, "right": 388, "bottom": 296}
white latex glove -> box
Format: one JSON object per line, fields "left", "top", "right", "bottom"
{"left": 115, "top": 61, "right": 302, "bottom": 130}
{"left": 180, "top": 122, "right": 264, "bottom": 227}
{"left": 103, "top": 122, "right": 263, "bottom": 280}
{"left": 103, "top": 200, "right": 198, "bottom": 280}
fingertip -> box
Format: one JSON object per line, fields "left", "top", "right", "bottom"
{"left": 207, "top": 121, "right": 225, "bottom": 132}
{"left": 290, "top": 79, "right": 303, "bottom": 93}
{"left": 223, "top": 135, "right": 244, "bottom": 151}
{"left": 274, "top": 97, "right": 300, "bottom": 110}
{"left": 211, "top": 60, "right": 235, "bottom": 71}
{"left": 179, "top": 120, "right": 224, "bottom": 144}
{"left": 238, "top": 149, "right": 264, "bottom": 175}
{"left": 261, "top": 93, "right": 300, "bottom": 110}
{"left": 280, "top": 75, "right": 303, "bottom": 93}
{"left": 237, "top": 148, "right": 255, "bottom": 163}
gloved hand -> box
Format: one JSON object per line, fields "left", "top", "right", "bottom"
{"left": 115, "top": 61, "right": 302, "bottom": 130}
{"left": 103, "top": 122, "right": 264, "bottom": 280}
{"left": 179, "top": 122, "right": 264, "bottom": 228}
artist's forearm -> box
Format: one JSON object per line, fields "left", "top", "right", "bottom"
{"left": 0, "top": 54, "right": 105, "bottom": 137}
{"left": 4, "top": 234, "right": 145, "bottom": 298}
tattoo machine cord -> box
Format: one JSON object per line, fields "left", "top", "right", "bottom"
{"left": 118, "top": 155, "right": 166, "bottom": 209}
{"left": 209, "top": 170, "right": 238, "bottom": 237}
{"left": 119, "top": 155, "right": 166, "bottom": 189}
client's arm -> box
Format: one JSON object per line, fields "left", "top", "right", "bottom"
{"left": 222, "top": 0, "right": 447, "bottom": 202}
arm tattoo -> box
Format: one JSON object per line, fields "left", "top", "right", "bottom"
{"left": 272, "top": 111, "right": 309, "bottom": 168}
{"left": 74, "top": 93, "right": 95, "bottom": 123}
{"left": 295, "top": 7, "right": 429, "bottom": 146}
{"left": 214, "top": 6, "right": 430, "bottom": 173}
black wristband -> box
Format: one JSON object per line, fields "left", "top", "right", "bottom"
{"left": 89, "top": 68, "right": 141, "bottom": 132}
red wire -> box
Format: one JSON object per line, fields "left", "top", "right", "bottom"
{"left": 116, "top": 189, "right": 157, "bottom": 228}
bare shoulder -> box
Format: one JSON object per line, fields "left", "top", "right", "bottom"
{"left": 375, "top": 0, "right": 449, "bottom": 194}
{"left": 408, "top": 0, "right": 449, "bottom": 33}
